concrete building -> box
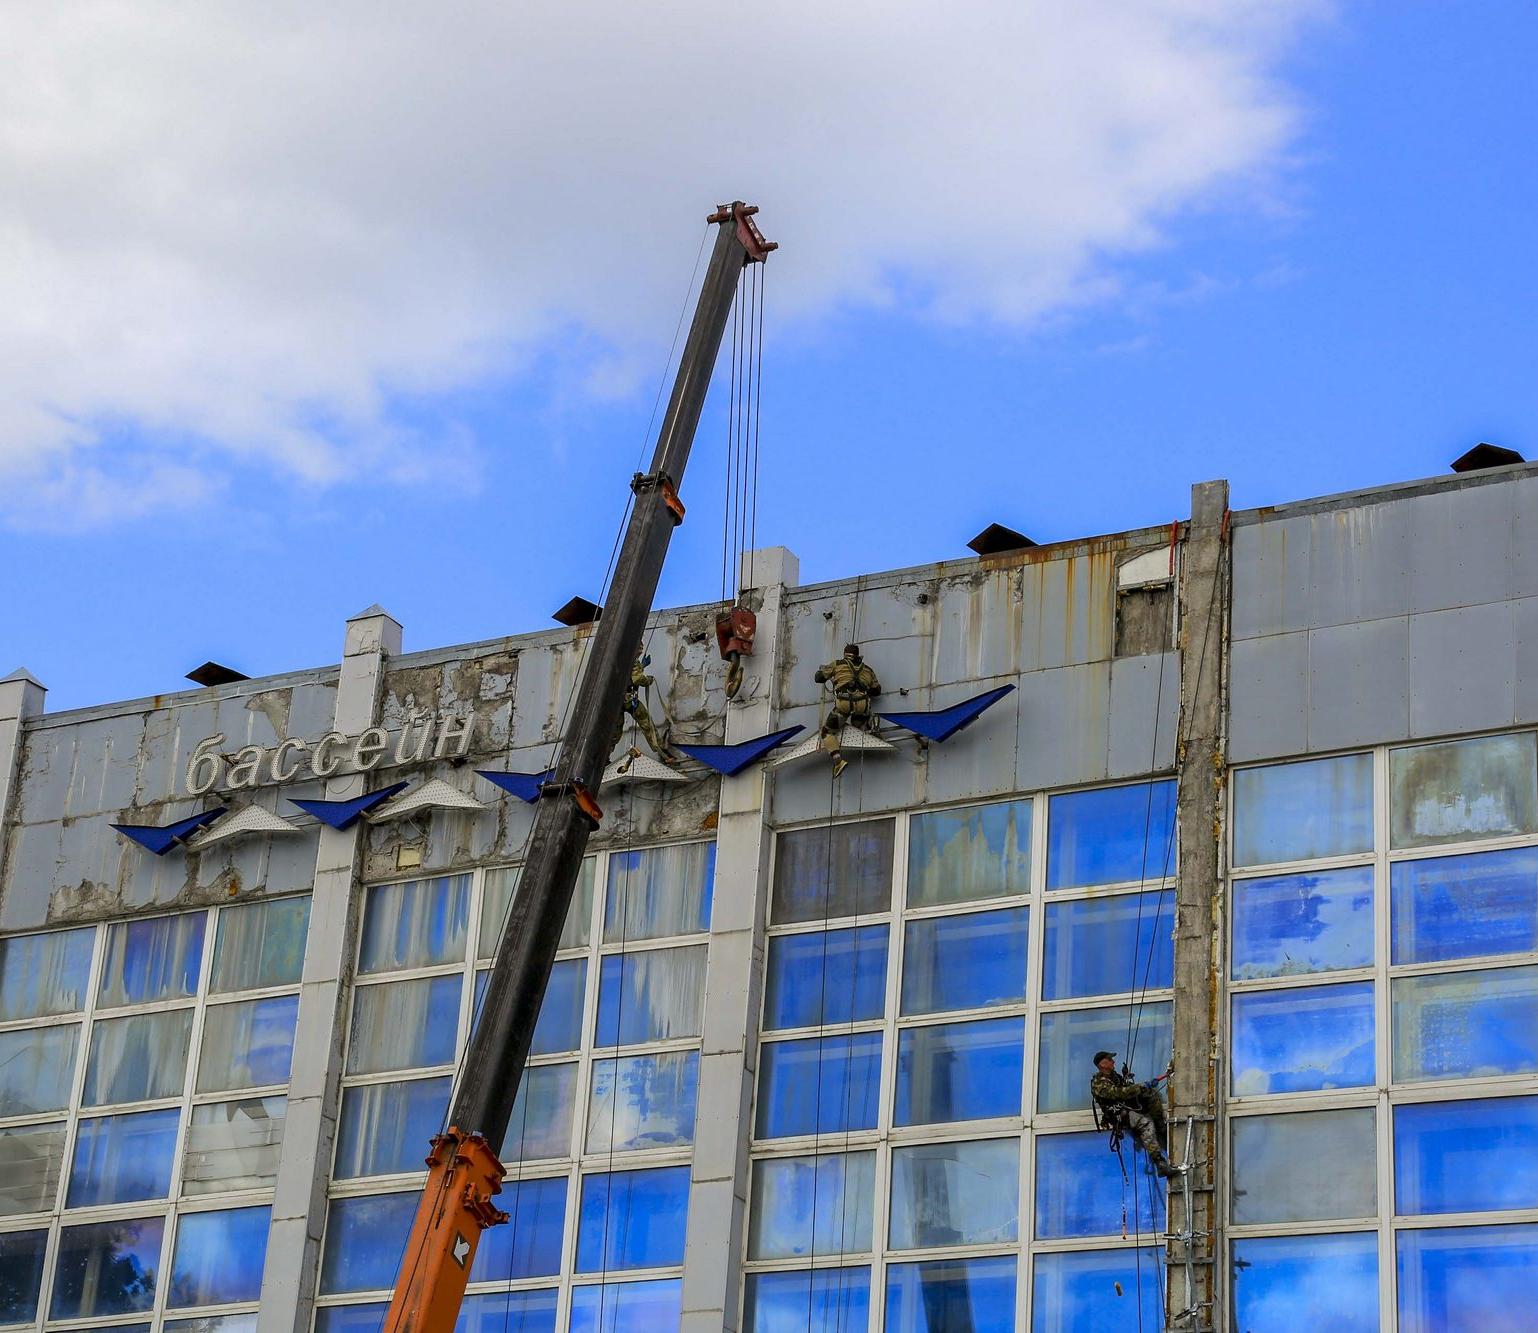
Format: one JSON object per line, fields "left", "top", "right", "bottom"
{"left": 2, "top": 460, "right": 1536, "bottom": 1333}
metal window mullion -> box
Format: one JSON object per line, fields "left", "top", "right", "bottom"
{"left": 1372, "top": 743, "right": 1397, "bottom": 1333}
{"left": 1385, "top": 827, "right": 1538, "bottom": 863}
{"left": 1387, "top": 951, "right": 1538, "bottom": 981}
{"left": 1023, "top": 783, "right": 1048, "bottom": 1331}
{"left": 1226, "top": 968, "right": 1375, "bottom": 995}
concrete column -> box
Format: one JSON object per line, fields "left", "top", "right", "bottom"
{"left": 681, "top": 547, "right": 799, "bottom": 1333}
{"left": 1167, "top": 483, "right": 1229, "bottom": 1332}
{"left": 0, "top": 670, "right": 46, "bottom": 865}
{"left": 259, "top": 607, "right": 402, "bottom": 1333}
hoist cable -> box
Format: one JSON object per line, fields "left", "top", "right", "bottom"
{"left": 749, "top": 262, "right": 766, "bottom": 592}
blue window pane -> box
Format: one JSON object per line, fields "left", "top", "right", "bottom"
{"left": 1043, "top": 892, "right": 1173, "bottom": 999}
{"left": 883, "top": 1257, "right": 1015, "bottom": 1333}
{"left": 458, "top": 1290, "right": 557, "bottom": 1333}
{"left": 168, "top": 1206, "right": 269, "bottom": 1307}
{"left": 894, "top": 1017, "right": 1024, "bottom": 1125}
{"left": 765, "top": 926, "right": 887, "bottom": 1030}
{"left": 1233, "top": 754, "right": 1374, "bottom": 868}
{"left": 772, "top": 821, "right": 895, "bottom": 925}
{"left": 211, "top": 895, "right": 310, "bottom": 992}
{"left": 52, "top": 1217, "right": 165, "bottom": 1319}
{"left": 346, "top": 976, "right": 461, "bottom": 1075}
{"left": 358, "top": 875, "right": 470, "bottom": 974}
{"left": 605, "top": 842, "right": 715, "bottom": 942}
{"left": 335, "top": 1077, "right": 450, "bottom": 1179}
{"left": 575, "top": 1167, "right": 689, "bottom": 1272}
{"left": 165, "top": 1319, "right": 252, "bottom": 1333}
{"left": 908, "top": 799, "right": 1032, "bottom": 907}
{"left": 1395, "top": 1097, "right": 1538, "bottom": 1215}
{"left": 0, "top": 1023, "right": 77, "bottom": 1116}
{"left": 901, "top": 907, "right": 1028, "bottom": 1015}
{"left": 197, "top": 994, "right": 299, "bottom": 1092}
{"left": 568, "top": 1278, "right": 681, "bottom": 1333}
{"left": 98, "top": 912, "right": 206, "bottom": 1007}
{"left": 0, "top": 1229, "right": 47, "bottom": 1325}
{"left": 1230, "top": 1108, "right": 1377, "bottom": 1225}
{"left": 0, "top": 926, "right": 93, "bottom": 1020}
{"left": 749, "top": 1153, "right": 874, "bottom": 1260}
{"left": 745, "top": 1268, "right": 870, "bottom": 1332}
{"left": 889, "top": 1139, "right": 1018, "bottom": 1249}
{"left": 587, "top": 1049, "right": 699, "bottom": 1152}
{"left": 1392, "top": 847, "right": 1538, "bottom": 965}
{"left": 69, "top": 1108, "right": 180, "bottom": 1206}
{"left": 1037, "top": 1002, "right": 1171, "bottom": 1114}
{"left": 1047, "top": 781, "right": 1175, "bottom": 889}
{"left": 1031, "top": 1248, "right": 1163, "bottom": 1333}
{"left": 594, "top": 946, "right": 706, "bottom": 1047}
{"left": 1231, "top": 1233, "right": 1378, "bottom": 1333}
{"left": 85, "top": 1009, "right": 194, "bottom": 1105}
{"left": 1391, "top": 732, "right": 1538, "bottom": 850}
{"left": 469, "top": 1177, "right": 565, "bottom": 1281}
{"left": 1232, "top": 867, "right": 1375, "bottom": 980}
{"left": 320, "top": 1194, "right": 415, "bottom": 1293}
{"left": 1231, "top": 982, "right": 1375, "bottom": 1096}
{"left": 501, "top": 1062, "right": 576, "bottom": 1162}
{"left": 1393, "top": 965, "right": 1538, "bottom": 1083}
{"left": 757, "top": 1034, "right": 882, "bottom": 1139}
{"left": 1035, "top": 1132, "right": 1160, "bottom": 1238}
{"left": 1397, "top": 1223, "right": 1538, "bottom": 1333}
{"left": 473, "top": 961, "right": 586, "bottom": 1057}
{"left": 315, "top": 1305, "right": 386, "bottom": 1333}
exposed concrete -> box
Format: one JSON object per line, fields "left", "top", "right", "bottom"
{"left": 0, "top": 670, "right": 46, "bottom": 883}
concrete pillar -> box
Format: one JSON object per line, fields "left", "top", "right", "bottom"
{"left": 0, "top": 670, "right": 46, "bottom": 864}
{"left": 1167, "top": 483, "right": 1229, "bottom": 1332}
{"left": 681, "top": 547, "right": 799, "bottom": 1333}
{"left": 259, "top": 607, "right": 402, "bottom": 1333}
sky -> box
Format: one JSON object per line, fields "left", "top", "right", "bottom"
{"left": 3, "top": 1, "right": 1536, "bottom": 712}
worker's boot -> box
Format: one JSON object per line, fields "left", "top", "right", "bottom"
{"left": 1148, "top": 1147, "right": 1180, "bottom": 1179}
{"left": 831, "top": 752, "right": 848, "bottom": 780}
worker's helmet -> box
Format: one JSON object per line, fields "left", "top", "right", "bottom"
{"left": 1092, "top": 1050, "right": 1117, "bottom": 1066}
{"left": 843, "top": 643, "right": 861, "bottom": 657}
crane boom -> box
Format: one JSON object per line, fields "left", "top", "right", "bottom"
{"left": 379, "top": 202, "right": 775, "bottom": 1333}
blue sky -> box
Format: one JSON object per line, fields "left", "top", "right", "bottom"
{"left": 3, "top": 3, "right": 1536, "bottom": 711}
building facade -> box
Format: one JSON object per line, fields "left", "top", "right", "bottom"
{"left": 2, "top": 464, "right": 1536, "bottom": 1333}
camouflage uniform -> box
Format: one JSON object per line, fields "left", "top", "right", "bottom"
{"left": 1091, "top": 1067, "right": 1177, "bottom": 1177}
{"left": 611, "top": 658, "right": 676, "bottom": 764}
{"left": 814, "top": 646, "right": 881, "bottom": 777}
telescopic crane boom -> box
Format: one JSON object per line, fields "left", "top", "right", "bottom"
{"left": 380, "top": 202, "right": 776, "bottom": 1333}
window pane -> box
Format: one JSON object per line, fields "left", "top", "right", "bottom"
{"left": 1035, "top": 1132, "right": 1159, "bottom": 1239}
{"left": 1392, "top": 847, "right": 1538, "bottom": 965}
{"left": 1043, "top": 892, "right": 1172, "bottom": 999}
{"left": 530, "top": 959, "right": 585, "bottom": 1055}
{"left": 888, "top": 1139, "right": 1018, "bottom": 1249}
{"left": 587, "top": 1050, "right": 698, "bottom": 1153}
{"left": 745, "top": 1268, "right": 870, "bottom": 1333}
{"left": 183, "top": 1096, "right": 286, "bottom": 1195}
{"left": 1231, "top": 982, "right": 1375, "bottom": 1096}
{"left": 0, "top": 1229, "right": 47, "bottom": 1325}
{"left": 358, "top": 875, "right": 469, "bottom": 975}
{"left": 197, "top": 994, "right": 298, "bottom": 1091}
{"left": 1230, "top": 1108, "right": 1376, "bottom": 1224}
{"left": 336, "top": 1078, "right": 449, "bottom": 1179}
{"left": 1397, "top": 1223, "right": 1538, "bottom": 1333}
{"left": 500, "top": 1063, "right": 576, "bottom": 1162}
{"left": 901, "top": 907, "right": 1028, "bottom": 1015}
{"left": 772, "top": 820, "right": 894, "bottom": 925}
{"left": 84, "top": 1009, "right": 194, "bottom": 1105}
{"left": 168, "top": 1206, "right": 269, "bottom": 1308}
{"left": 575, "top": 1167, "right": 689, "bottom": 1272}
{"left": 568, "top": 1279, "right": 681, "bottom": 1333}
{"left": 0, "top": 1023, "right": 77, "bottom": 1116}
{"left": 1232, "top": 867, "right": 1374, "bottom": 980}
{"left": 757, "top": 1033, "right": 882, "bottom": 1139}
{"left": 1392, "top": 733, "right": 1538, "bottom": 850}
{"left": 894, "top": 1017, "right": 1024, "bottom": 1125}
{"left": 908, "top": 800, "right": 1031, "bottom": 907}
{"left": 346, "top": 976, "right": 460, "bottom": 1074}
{"left": 458, "top": 1290, "right": 557, "bottom": 1333}
{"left": 1232, "top": 754, "right": 1374, "bottom": 867}
{"left": 0, "top": 926, "right": 93, "bottom": 1020}
{"left": 52, "top": 1216, "right": 165, "bottom": 1319}
{"left": 167, "top": 1316, "right": 256, "bottom": 1333}
{"left": 0, "top": 1121, "right": 66, "bottom": 1216}
{"left": 314, "top": 1305, "right": 386, "bottom": 1333}
{"left": 883, "top": 1257, "right": 1015, "bottom": 1333}
{"left": 469, "top": 1177, "right": 566, "bottom": 1281}
{"left": 69, "top": 1109, "right": 180, "bottom": 1207}
{"left": 1031, "top": 1249, "right": 1163, "bottom": 1333}
{"left": 98, "top": 912, "right": 205, "bottom": 1006}
{"left": 209, "top": 896, "right": 309, "bottom": 992}
{"left": 594, "top": 946, "right": 705, "bottom": 1046}
{"left": 764, "top": 926, "right": 887, "bottom": 1030}
{"left": 1047, "top": 781, "right": 1175, "bottom": 889}
{"left": 749, "top": 1152, "right": 874, "bottom": 1259}
{"left": 1037, "top": 1002, "right": 1171, "bottom": 1114}
{"left": 1231, "top": 1233, "right": 1378, "bottom": 1333}
{"left": 320, "top": 1194, "right": 415, "bottom": 1293}
{"left": 1393, "top": 965, "right": 1538, "bottom": 1083}
{"left": 1395, "top": 1097, "right": 1538, "bottom": 1215}
{"left": 480, "top": 858, "right": 594, "bottom": 959}
{"left": 605, "top": 842, "right": 715, "bottom": 942}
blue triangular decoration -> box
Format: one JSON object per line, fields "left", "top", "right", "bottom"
{"left": 111, "top": 807, "right": 227, "bottom": 855}
{"left": 676, "top": 725, "right": 806, "bottom": 777}
{"left": 879, "top": 684, "right": 1016, "bottom": 743}
{"left": 289, "top": 782, "right": 408, "bottom": 830}
{"left": 477, "top": 769, "right": 555, "bottom": 804}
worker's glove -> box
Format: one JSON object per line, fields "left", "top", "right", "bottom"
{"left": 1141, "top": 1079, "right": 1160, "bottom": 1092}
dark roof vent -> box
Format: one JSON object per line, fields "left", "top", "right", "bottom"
{"left": 1451, "top": 442, "right": 1525, "bottom": 473}
{"left": 967, "top": 523, "right": 1037, "bottom": 557}
{"left": 552, "top": 596, "right": 601, "bottom": 627}
{"left": 186, "top": 661, "right": 249, "bottom": 687}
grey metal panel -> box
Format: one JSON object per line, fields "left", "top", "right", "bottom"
{"left": 1108, "top": 653, "right": 1179, "bottom": 778}
{"left": 1514, "top": 596, "right": 1538, "bottom": 725}
{"left": 932, "top": 570, "right": 1027, "bottom": 679}
{"left": 1228, "top": 632, "right": 1308, "bottom": 763}
{"left": 916, "top": 679, "right": 1023, "bottom": 806}
{"left": 1510, "top": 477, "right": 1538, "bottom": 600}
{"left": 1032, "top": 554, "right": 1115, "bottom": 670}
{"left": 1305, "top": 501, "right": 1412, "bottom": 629}
{"left": 1014, "top": 661, "right": 1111, "bottom": 793}
{"left": 1, "top": 821, "right": 62, "bottom": 929}
{"left": 1307, "top": 618, "right": 1410, "bottom": 751}
{"left": 1231, "top": 514, "right": 1310, "bottom": 640}
{"left": 1405, "top": 486, "right": 1515, "bottom": 614}
{"left": 1408, "top": 601, "right": 1518, "bottom": 738}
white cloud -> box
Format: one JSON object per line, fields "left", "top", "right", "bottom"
{"left": 0, "top": 0, "right": 1323, "bottom": 527}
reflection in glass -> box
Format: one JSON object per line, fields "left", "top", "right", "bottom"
{"left": 167, "top": 1206, "right": 269, "bottom": 1307}
{"left": 98, "top": 912, "right": 205, "bottom": 1007}
{"left": 888, "top": 1139, "right": 1018, "bottom": 1249}
{"left": 587, "top": 1050, "right": 698, "bottom": 1153}
{"left": 907, "top": 799, "right": 1031, "bottom": 907}
{"left": 1391, "top": 730, "right": 1538, "bottom": 849}
{"left": 480, "top": 858, "right": 594, "bottom": 959}
{"left": 469, "top": 1177, "right": 566, "bottom": 1281}
{"left": 1393, "top": 965, "right": 1538, "bottom": 1083}
{"left": 1047, "top": 781, "right": 1175, "bottom": 889}
{"left": 568, "top": 1279, "right": 681, "bottom": 1333}
{"left": 764, "top": 926, "right": 887, "bottom": 1030}
{"left": 457, "top": 1290, "right": 557, "bottom": 1333}
{"left": 209, "top": 896, "right": 310, "bottom": 992}
{"left": 1395, "top": 1097, "right": 1538, "bottom": 1215}
{"left": 749, "top": 1153, "right": 874, "bottom": 1259}
{"left": 1043, "top": 892, "right": 1172, "bottom": 998}
{"left": 501, "top": 1063, "right": 576, "bottom": 1162}
{"left": 320, "top": 1194, "right": 415, "bottom": 1293}
{"left": 1232, "top": 754, "right": 1373, "bottom": 868}
{"left": 901, "top": 907, "right": 1028, "bottom": 1015}
{"left": 594, "top": 947, "right": 706, "bottom": 1046}
{"left": 1231, "top": 982, "right": 1375, "bottom": 1096}
{"left": 0, "top": 926, "right": 93, "bottom": 1020}
{"left": 1037, "top": 1002, "right": 1171, "bottom": 1114}
{"left": 772, "top": 820, "right": 894, "bottom": 925}
{"left": 345, "top": 975, "right": 460, "bottom": 1075}
{"left": 335, "top": 1079, "right": 448, "bottom": 1179}
{"left": 0, "top": 1121, "right": 65, "bottom": 1216}
{"left": 84, "top": 1009, "right": 194, "bottom": 1105}
{"left": 530, "top": 959, "right": 585, "bottom": 1055}
{"left": 745, "top": 1268, "right": 869, "bottom": 1332}
{"left": 894, "top": 1017, "right": 1024, "bottom": 1125}
{"left": 51, "top": 1216, "right": 165, "bottom": 1319}
{"left": 197, "top": 994, "right": 298, "bottom": 1091}
{"left": 0, "top": 1228, "right": 47, "bottom": 1325}
{"left": 883, "top": 1257, "right": 1015, "bottom": 1333}
{"left": 575, "top": 1167, "right": 689, "bottom": 1272}
{"left": 1230, "top": 1108, "right": 1376, "bottom": 1224}
{"left": 313, "top": 1305, "right": 386, "bottom": 1333}
{"left": 358, "top": 875, "right": 470, "bottom": 974}
{"left": 0, "top": 1023, "right": 77, "bottom": 1116}
{"left": 1035, "top": 1132, "right": 1160, "bottom": 1238}
{"left": 1392, "top": 846, "right": 1538, "bottom": 964}
{"left": 757, "top": 1034, "right": 882, "bottom": 1139}
{"left": 1396, "top": 1223, "right": 1538, "bottom": 1333}
{"left": 1031, "top": 1248, "right": 1164, "bottom": 1333}
{"left": 183, "top": 1097, "right": 286, "bottom": 1195}
{"left": 166, "top": 1316, "right": 258, "bottom": 1333}
{"left": 69, "top": 1109, "right": 180, "bottom": 1206}
{"left": 1231, "top": 1233, "right": 1378, "bottom": 1333}
{"left": 1232, "top": 867, "right": 1374, "bottom": 980}
{"left": 605, "top": 841, "right": 715, "bottom": 942}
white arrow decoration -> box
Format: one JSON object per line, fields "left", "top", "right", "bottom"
{"left": 452, "top": 1234, "right": 470, "bottom": 1267}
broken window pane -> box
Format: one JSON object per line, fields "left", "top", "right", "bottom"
{"left": 1231, "top": 1233, "right": 1378, "bottom": 1333}
{"left": 1395, "top": 1096, "right": 1538, "bottom": 1216}
{"left": 51, "top": 1216, "right": 164, "bottom": 1319}
{"left": 197, "top": 994, "right": 298, "bottom": 1091}
{"left": 586, "top": 1050, "right": 699, "bottom": 1153}
{"left": 167, "top": 1206, "right": 269, "bottom": 1307}
{"left": 480, "top": 858, "right": 594, "bottom": 959}
{"left": 0, "top": 1228, "right": 47, "bottom": 1325}
{"left": 500, "top": 1063, "right": 575, "bottom": 1162}
{"left": 357, "top": 875, "right": 469, "bottom": 975}
{"left": 1390, "top": 732, "right": 1538, "bottom": 850}
{"left": 98, "top": 912, "right": 205, "bottom": 1008}
{"left": 0, "top": 1121, "right": 65, "bottom": 1216}
{"left": 764, "top": 925, "right": 887, "bottom": 1030}
{"left": 1031, "top": 1249, "right": 1164, "bottom": 1333}
{"left": 68, "top": 1109, "right": 180, "bottom": 1206}
{"left": 183, "top": 1096, "right": 286, "bottom": 1195}
{"left": 772, "top": 820, "right": 894, "bottom": 925}
{"left": 888, "top": 1139, "right": 1018, "bottom": 1249}
{"left": 0, "top": 1023, "right": 77, "bottom": 1116}
{"left": 0, "top": 926, "right": 93, "bottom": 1020}
{"left": 1232, "top": 754, "right": 1373, "bottom": 868}
{"left": 748, "top": 1151, "right": 874, "bottom": 1259}
{"left": 1393, "top": 965, "right": 1538, "bottom": 1083}
{"left": 1392, "top": 846, "right": 1538, "bottom": 965}
{"left": 1232, "top": 867, "right": 1374, "bottom": 980}
{"left": 756, "top": 1033, "right": 881, "bottom": 1139}
{"left": 894, "top": 1017, "right": 1024, "bottom": 1125}
{"left": 901, "top": 906, "right": 1028, "bottom": 1015}
{"left": 1047, "top": 780, "right": 1175, "bottom": 889}
{"left": 1035, "top": 1131, "right": 1159, "bottom": 1239}
{"left": 345, "top": 975, "right": 460, "bottom": 1075}
{"left": 884, "top": 1257, "right": 1015, "bottom": 1333}
{"left": 469, "top": 1177, "right": 566, "bottom": 1281}
{"left": 335, "top": 1079, "right": 447, "bottom": 1179}
{"left": 1037, "top": 1002, "right": 1171, "bottom": 1114}
{"left": 568, "top": 1279, "right": 680, "bottom": 1333}
{"left": 1230, "top": 1108, "right": 1376, "bottom": 1225}
{"left": 575, "top": 1166, "right": 689, "bottom": 1272}
{"left": 744, "top": 1269, "right": 869, "bottom": 1333}
{"left": 1043, "top": 891, "right": 1172, "bottom": 999}
{"left": 594, "top": 946, "right": 706, "bottom": 1047}
{"left": 1231, "top": 982, "right": 1375, "bottom": 1096}
{"left": 320, "top": 1194, "right": 414, "bottom": 1294}
{"left": 210, "top": 896, "right": 309, "bottom": 992}
{"left": 84, "top": 1009, "right": 194, "bottom": 1105}
{"left": 604, "top": 842, "right": 715, "bottom": 942}
{"left": 907, "top": 799, "right": 1031, "bottom": 907}
{"left": 1396, "top": 1224, "right": 1538, "bottom": 1332}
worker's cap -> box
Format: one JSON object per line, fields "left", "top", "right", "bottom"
{"left": 843, "top": 643, "right": 862, "bottom": 655}
{"left": 1092, "top": 1050, "right": 1117, "bottom": 1065}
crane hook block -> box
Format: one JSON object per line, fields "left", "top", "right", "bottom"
{"left": 716, "top": 607, "right": 757, "bottom": 661}
{"left": 706, "top": 200, "right": 777, "bottom": 263}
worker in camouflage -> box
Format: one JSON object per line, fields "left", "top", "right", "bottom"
{"left": 611, "top": 656, "right": 679, "bottom": 766}
{"left": 1090, "top": 1051, "right": 1180, "bottom": 1179}
{"left": 814, "top": 644, "right": 882, "bottom": 779}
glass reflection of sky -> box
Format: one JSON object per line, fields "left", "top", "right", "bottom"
{"left": 358, "top": 876, "right": 469, "bottom": 974}
{"left": 1232, "top": 754, "right": 1373, "bottom": 868}
{"left": 68, "top": 1108, "right": 180, "bottom": 1206}
{"left": 1037, "top": 1002, "right": 1171, "bottom": 1113}
{"left": 1230, "top": 1107, "right": 1376, "bottom": 1225}
{"left": 745, "top": 1267, "right": 870, "bottom": 1332}
{"left": 1395, "top": 1097, "right": 1538, "bottom": 1215}
{"left": 751, "top": 1152, "right": 874, "bottom": 1259}
{"left": 888, "top": 1139, "right": 1018, "bottom": 1249}
{"left": 457, "top": 1290, "right": 557, "bottom": 1333}
{"left": 1031, "top": 1247, "right": 1163, "bottom": 1333}
{"left": 908, "top": 798, "right": 1032, "bottom": 906}
{"left": 1231, "top": 1232, "right": 1378, "bottom": 1332}
{"left": 168, "top": 1206, "right": 269, "bottom": 1308}
{"left": 469, "top": 1176, "right": 565, "bottom": 1282}
{"left": 757, "top": 1032, "right": 881, "bottom": 1138}
{"left": 586, "top": 1049, "right": 699, "bottom": 1152}
{"left": 0, "top": 925, "right": 92, "bottom": 1020}
{"left": 1036, "top": 1132, "right": 1161, "bottom": 1238}
{"left": 51, "top": 1216, "right": 165, "bottom": 1319}
{"left": 1231, "top": 867, "right": 1374, "bottom": 980}
{"left": 1397, "top": 1223, "right": 1538, "bottom": 1333}
{"left": 575, "top": 1166, "right": 689, "bottom": 1272}
{"left": 765, "top": 925, "right": 887, "bottom": 1029}
{"left": 884, "top": 1256, "right": 1016, "bottom": 1333}
{"left": 1231, "top": 982, "right": 1374, "bottom": 1095}
{"left": 1043, "top": 891, "right": 1173, "bottom": 998}
{"left": 335, "top": 1077, "right": 450, "bottom": 1178}
{"left": 1393, "top": 965, "right": 1538, "bottom": 1082}
{"left": 901, "top": 907, "right": 1029, "bottom": 1014}
{"left": 319, "top": 1193, "right": 414, "bottom": 1294}
{"left": 568, "top": 1277, "right": 681, "bottom": 1332}
{"left": 894, "top": 1017, "right": 1024, "bottom": 1125}
{"left": 1047, "top": 781, "right": 1175, "bottom": 889}
{"left": 1391, "top": 846, "right": 1538, "bottom": 965}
